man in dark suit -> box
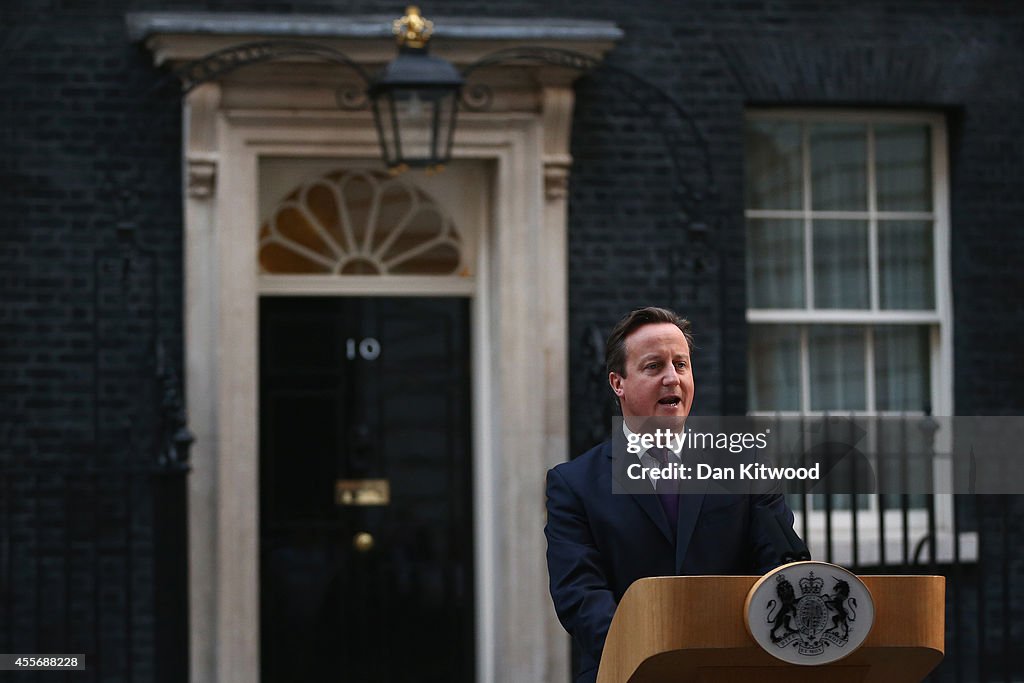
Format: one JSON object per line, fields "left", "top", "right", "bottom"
{"left": 545, "top": 307, "right": 797, "bottom": 683}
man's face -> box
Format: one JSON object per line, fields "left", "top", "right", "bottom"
{"left": 609, "top": 322, "right": 694, "bottom": 427}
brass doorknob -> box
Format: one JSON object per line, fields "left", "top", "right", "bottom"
{"left": 352, "top": 532, "right": 374, "bottom": 553}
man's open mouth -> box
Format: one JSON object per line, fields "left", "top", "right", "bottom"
{"left": 658, "top": 396, "right": 682, "bottom": 406}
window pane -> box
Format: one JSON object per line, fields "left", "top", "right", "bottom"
{"left": 749, "top": 326, "right": 801, "bottom": 411}
{"left": 809, "top": 326, "right": 865, "bottom": 411}
{"left": 745, "top": 121, "right": 802, "bottom": 210}
{"left": 879, "top": 220, "right": 934, "bottom": 310}
{"left": 876, "top": 124, "right": 931, "bottom": 212}
{"left": 813, "top": 220, "right": 869, "bottom": 309}
{"left": 811, "top": 123, "right": 867, "bottom": 210}
{"left": 746, "top": 219, "right": 804, "bottom": 308}
{"left": 874, "top": 325, "right": 931, "bottom": 412}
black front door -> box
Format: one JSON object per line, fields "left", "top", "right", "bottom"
{"left": 259, "top": 296, "right": 473, "bottom": 682}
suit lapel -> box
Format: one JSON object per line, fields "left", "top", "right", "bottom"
{"left": 674, "top": 485, "right": 708, "bottom": 573}
{"left": 607, "top": 443, "right": 675, "bottom": 543}
{"left": 675, "top": 448, "right": 715, "bottom": 573}
{"left": 634, "top": 490, "right": 675, "bottom": 543}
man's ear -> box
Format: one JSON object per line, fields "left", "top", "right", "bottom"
{"left": 608, "top": 371, "right": 625, "bottom": 397}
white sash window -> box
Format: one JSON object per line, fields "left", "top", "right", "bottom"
{"left": 744, "top": 110, "right": 973, "bottom": 565}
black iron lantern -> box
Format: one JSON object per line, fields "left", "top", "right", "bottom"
{"left": 369, "top": 6, "right": 464, "bottom": 173}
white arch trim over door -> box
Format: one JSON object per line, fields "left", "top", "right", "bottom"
{"left": 181, "top": 91, "right": 588, "bottom": 683}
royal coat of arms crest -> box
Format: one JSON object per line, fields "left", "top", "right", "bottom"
{"left": 746, "top": 561, "right": 875, "bottom": 665}
{"left": 767, "top": 571, "right": 857, "bottom": 655}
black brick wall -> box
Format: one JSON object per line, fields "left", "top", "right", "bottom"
{"left": 2, "top": 3, "right": 182, "bottom": 680}
{"left": 2, "top": 1, "right": 1022, "bottom": 681}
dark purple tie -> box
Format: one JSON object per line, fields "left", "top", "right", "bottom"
{"left": 650, "top": 447, "right": 680, "bottom": 537}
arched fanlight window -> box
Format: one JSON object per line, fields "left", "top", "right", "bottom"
{"left": 259, "top": 169, "right": 464, "bottom": 276}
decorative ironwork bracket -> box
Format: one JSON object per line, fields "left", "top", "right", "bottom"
{"left": 157, "top": 40, "right": 372, "bottom": 110}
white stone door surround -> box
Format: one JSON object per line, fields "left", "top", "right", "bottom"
{"left": 130, "top": 12, "right": 620, "bottom": 683}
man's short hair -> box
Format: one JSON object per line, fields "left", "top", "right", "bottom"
{"left": 605, "top": 306, "right": 694, "bottom": 377}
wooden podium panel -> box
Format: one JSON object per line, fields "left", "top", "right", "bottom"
{"left": 596, "top": 575, "right": 944, "bottom": 683}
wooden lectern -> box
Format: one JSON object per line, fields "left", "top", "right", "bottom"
{"left": 596, "top": 575, "right": 944, "bottom": 683}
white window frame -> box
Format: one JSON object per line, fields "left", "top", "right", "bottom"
{"left": 744, "top": 109, "right": 975, "bottom": 566}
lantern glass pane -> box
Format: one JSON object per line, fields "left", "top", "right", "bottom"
{"left": 373, "top": 95, "right": 399, "bottom": 167}
{"left": 433, "top": 91, "right": 456, "bottom": 162}
{"left": 393, "top": 88, "right": 435, "bottom": 164}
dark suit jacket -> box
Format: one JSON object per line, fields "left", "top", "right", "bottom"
{"left": 544, "top": 440, "right": 795, "bottom": 683}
